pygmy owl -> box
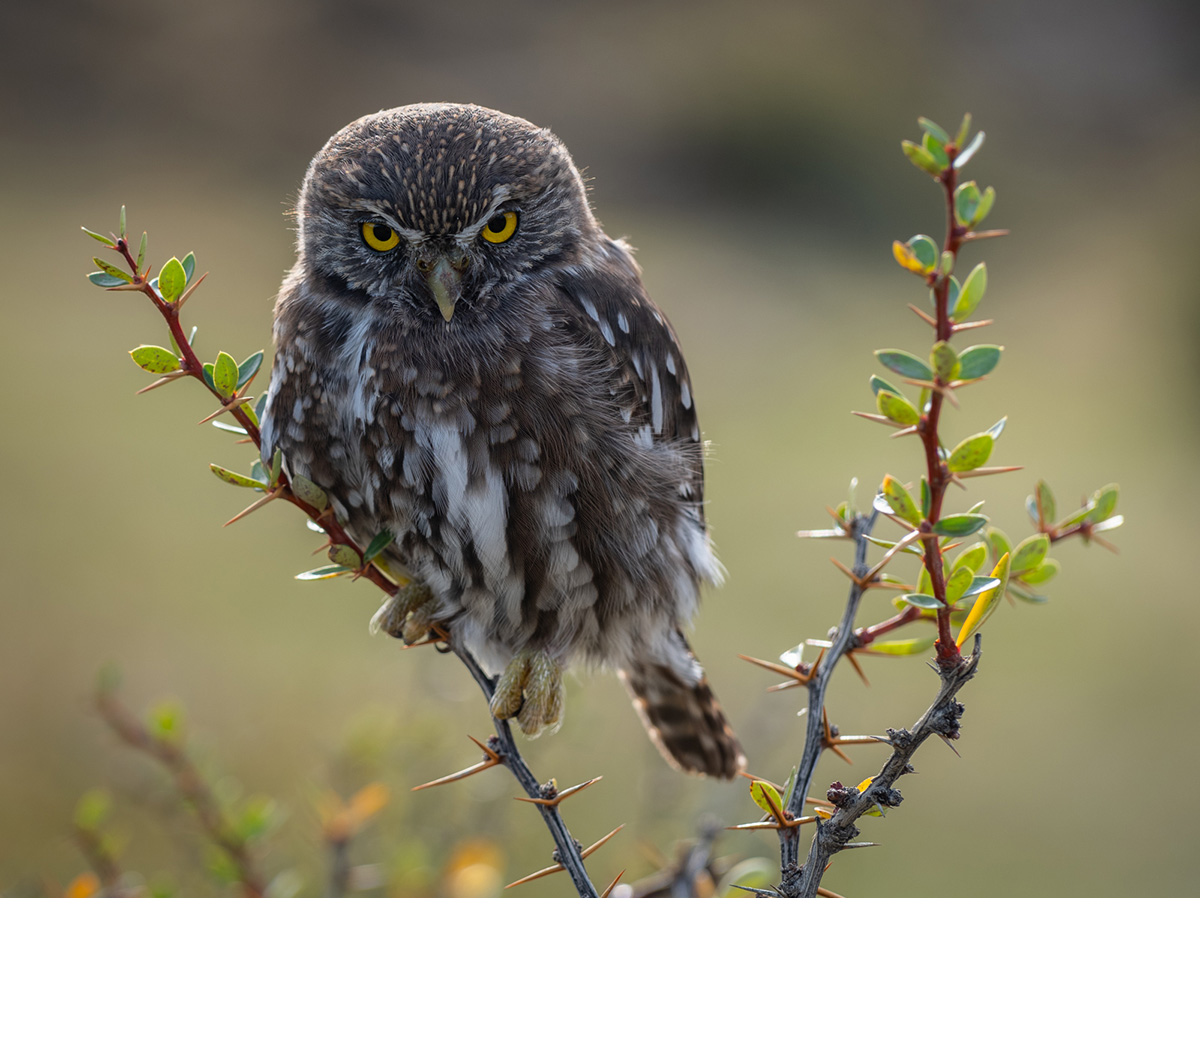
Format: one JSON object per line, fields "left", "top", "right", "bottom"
{"left": 261, "top": 103, "right": 744, "bottom": 778}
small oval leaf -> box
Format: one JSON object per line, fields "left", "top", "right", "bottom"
{"left": 930, "top": 340, "right": 961, "bottom": 382}
{"left": 881, "top": 474, "right": 922, "bottom": 526}
{"left": 750, "top": 780, "right": 783, "bottom": 817}
{"left": 947, "top": 433, "right": 994, "bottom": 473}
{"left": 875, "top": 349, "right": 935, "bottom": 380}
{"left": 957, "top": 344, "right": 1002, "bottom": 380}
{"left": 1011, "top": 534, "right": 1050, "bottom": 575}
{"left": 903, "top": 593, "right": 945, "bottom": 610}
{"left": 212, "top": 352, "right": 239, "bottom": 397}
{"left": 210, "top": 464, "right": 267, "bottom": 489}
{"left": 865, "top": 636, "right": 936, "bottom": 656}
{"left": 931, "top": 513, "right": 989, "bottom": 537}
{"left": 158, "top": 257, "right": 187, "bottom": 302}
{"left": 877, "top": 390, "right": 920, "bottom": 426}
{"left": 952, "top": 263, "right": 987, "bottom": 321}
{"left": 290, "top": 474, "right": 329, "bottom": 512}
{"left": 130, "top": 345, "right": 181, "bottom": 374}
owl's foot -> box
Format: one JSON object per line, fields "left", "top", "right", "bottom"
{"left": 491, "top": 650, "right": 565, "bottom": 739}
{"left": 369, "top": 582, "right": 436, "bottom": 645}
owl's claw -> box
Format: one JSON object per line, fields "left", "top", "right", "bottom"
{"left": 491, "top": 650, "right": 564, "bottom": 739}
{"left": 370, "top": 582, "right": 435, "bottom": 645}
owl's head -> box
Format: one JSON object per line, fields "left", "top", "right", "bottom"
{"left": 295, "top": 103, "right": 598, "bottom": 325}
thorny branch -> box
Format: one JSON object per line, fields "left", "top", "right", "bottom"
{"left": 792, "top": 634, "right": 982, "bottom": 897}
{"left": 96, "top": 223, "right": 601, "bottom": 899}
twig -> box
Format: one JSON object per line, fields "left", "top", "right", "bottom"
{"left": 95, "top": 688, "right": 267, "bottom": 897}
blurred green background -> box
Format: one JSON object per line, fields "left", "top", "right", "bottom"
{"left": 3, "top": 0, "right": 1197, "bottom": 897}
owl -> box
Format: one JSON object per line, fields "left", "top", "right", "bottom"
{"left": 261, "top": 103, "right": 744, "bottom": 778}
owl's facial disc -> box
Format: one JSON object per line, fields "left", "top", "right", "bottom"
{"left": 414, "top": 244, "right": 469, "bottom": 322}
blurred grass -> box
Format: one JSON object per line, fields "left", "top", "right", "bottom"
{"left": 2, "top": 0, "right": 1198, "bottom": 896}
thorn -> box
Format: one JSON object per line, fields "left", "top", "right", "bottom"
{"left": 515, "top": 776, "right": 603, "bottom": 807}
{"left": 822, "top": 708, "right": 852, "bottom": 765}
{"left": 851, "top": 411, "right": 907, "bottom": 428}
{"left": 816, "top": 887, "right": 844, "bottom": 898}
{"left": 938, "top": 734, "right": 962, "bottom": 758}
{"left": 908, "top": 303, "right": 937, "bottom": 327}
{"left": 737, "top": 770, "right": 782, "bottom": 789}
{"left": 889, "top": 425, "right": 920, "bottom": 439}
{"left": 842, "top": 842, "right": 882, "bottom": 849}
{"left": 829, "top": 557, "right": 866, "bottom": 587}
{"left": 845, "top": 651, "right": 870, "bottom": 687}
{"left": 738, "top": 653, "right": 812, "bottom": 684}
{"left": 198, "top": 396, "right": 253, "bottom": 426}
{"left": 135, "top": 371, "right": 187, "bottom": 394}
{"left": 904, "top": 378, "right": 961, "bottom": 409}
{"left": 503, "top": 825, "right": 624, "bottom": 890}
{"left": 950, "top": 318, "right": 994, "bottom": 332}
{"left": 222, "top": 488, "right": 282, "bottom": 527}
{"left": 952, "top": 465, "right": 1023, "bottom": 479}
{"left": 411, "top": 735, "right": 504, "bottom": 791}
{"left": 732, "top": 884, "right": 783, "bottom": 897}
{"left": 726, "top": 815, "right": 817, "bottom": 832}
{"left": 175, "top": 269, "right": 209, "bottom": 308}
{"left": 766, "top": 679, "right": 803, "bottom": 692}
{"left": 961, "top": 228, "right": 1009, "bottom": 241}
{"left": 600, "top": 870, "right": 626, "bottom": 898}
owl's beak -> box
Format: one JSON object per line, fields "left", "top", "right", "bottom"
{"left": 423, "top": 255, "right": 465, "bottom": 323}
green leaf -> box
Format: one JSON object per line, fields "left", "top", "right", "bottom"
{"left": 907, "top": 234, "right": 939, "bottom": 272}
{"left": 974, "top": 186, "right": 996, "bottom": 226}
{"left": 960, "top": 575, "right": 1002, "bottom": 601}
{"left": 1021, "top": 558, "right": 1060, "bottom": 586}
{"left": 119, "top": 205, "right": 127, "bottom": 239}
{"left": 880, "top": 475, "right": 922, "bottom": 525}
{"left": 88, "top": 271, "right": 128, "bottom": 287}
{"left": 930, "top": 340, "right": 960, "bottom": 382}
{"left": 954, "top": 130, "right": 985, "bottom": 168}
{"left": 210, "top": 464, "right": 267, "bottom": 489}
{"left": 130, "top": 345, "right": 181, "bottom": 374}
{"left": 954, "top": 181, "right": 982, "bottom": 226}
{"left": 236, "top": 351, "right": 264, "bottom": 390}
{"left": 182, "top": 252, "right": 196, "bottom": 284}
{"left": 955, "top": 113, "right": 973, "bottom": 149}
{"left": 1011, "top": 534, "right": 1050, "bottom": 575}
{"left": 82, "top": 226, "right": 116, "bottom": 247}
{"left": 1035, "top": 480, "right": 1056, "bottom": 527}
{"left": 869, "top": 374, "right": 903, "bottom": 398}
{"left": 903, "top": 593, "right": 944, "bottom": 610}
{"left": 920, "top": 477, "right": 931, "bottom": 519}
{"left": 74, "top": 789, "right": 111, "bottom": 831}
{"left": 986, "top": 416, "right": 1008, "bottom": 441}
{"left": 1088, "top": 483, "right": 1119, "bottom": 523}
{"left": 750, "top": 779, "right": 783, "bottom": 817}
{"left": 250, "top": 460, "right": 270, "bottom": 485}
{"left": 952, "top": 262, "right": 987, "bottom": 321}
{"left": 931, "top": 513, "right": 988, "bottom": 537}
{"left": 92, "top": 256, "right": 133, "bottom": 283}
{"left": 944, "top": 565, "right": 975, "bottom": 605}
{"left": 212, "top": 352, "right": 239, "bottom": 397}
{"left": 923, "top": 132, "right": 949, "bottom": 170}
{"left": 950, "top": 542, "right": 988, "bottom": 577}
{"left": 290, "top": 474, "right": 329, "bottom": 512}
{"left": 957, "top": 344, "right": 1003, "bottom": 380}
{"left": 877, "top": 390, "right": 920, "bottom": 426}
{"left": 865, "top": 636, "right": 936, "bottom": 656}
{"left": 902, "top": 140, "right": 943, "bottom": 177}
{"left": 362, "top": 530, "right": 395, "bottom": 563}
{"left": 918, "top": 117, "right": 950, "bottom": 144}
{"left": 268, "top": 448, "right": 283, "bottom": 486}
{"left": 327, "top": 545, "right": 363, "bottom": 571}
{"left": 875, "top": 349, "right": 934, "bottom": 380}
{"left": 236, "top": 796, "right": 278, "bottom": 842}
{"left": 158, "top": 257, "right": 187, "bottom": 302}
{"left": 136, "top": 231, "right": 147, "bottom": 272}
{"left": 295, "top": 565, "right": 352, "bottom": 581}
{"left": 148, "top": 701, "right": 184, "bottom": 743}
{"left": 947, "top": 433, "right": 994, "bottom": 473}
{"left": 201, "top": 363, "right": 217, "bottom": 392}
{"left": 1092, "top": 514, "right": 1124, "bottom": 534}
{"left": 986, "top": 527, "right": 1011, "bottom": 565}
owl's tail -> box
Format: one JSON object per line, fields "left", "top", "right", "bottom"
{"left": 619, "top": 633, "right": 745, "bottom": 779}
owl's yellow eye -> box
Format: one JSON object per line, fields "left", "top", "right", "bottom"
{"left": 361, "top": 221, "right": 400, "bottom": 252}
{"left": 481, "top": 211, "right": 518, "bottom": 244}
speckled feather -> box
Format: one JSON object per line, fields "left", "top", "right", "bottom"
{"left": 262, "top": 103, "right": 744, "bottom": 777}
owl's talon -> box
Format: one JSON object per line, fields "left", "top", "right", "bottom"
{"left": 491, "top": 650, "right": 564, "bottom": 739}
{"left": 370, "top": 582, "right": 435, "bottom": 643}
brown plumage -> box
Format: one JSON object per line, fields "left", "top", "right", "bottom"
{"left": 262, "top": 103, "right": 744, "bottom": 778}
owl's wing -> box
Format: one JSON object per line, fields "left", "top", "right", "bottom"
{"left": 558, "top": 240, "right": 708, "bottom": 516}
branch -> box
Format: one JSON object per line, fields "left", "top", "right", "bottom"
{"left": 791, "top": 634, "right": 982, "bottom": 897}
{"left": 776, "top": 508, "right": 880, "bottom": 878}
